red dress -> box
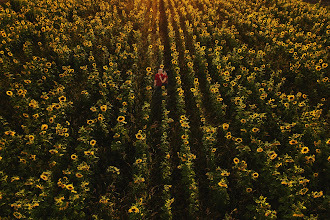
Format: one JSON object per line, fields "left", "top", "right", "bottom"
{"left": 155, "top": 73, "right": 163, "bottom": 87}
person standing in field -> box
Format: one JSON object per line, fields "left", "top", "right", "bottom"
{"left": 151, "top": 69, "right": 164, "bottom": 123}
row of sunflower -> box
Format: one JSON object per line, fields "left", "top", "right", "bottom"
{"left": 128, "top": 13, "right": 158, "bottom": 219}
{"left": 152, "top": 1, "right": 175, "bottom": 217}
{"left": 164, "top": 0, "right": 202, "bottom": 216}
{"left": 158, "top": 83, "right": 175, "bottom": 219}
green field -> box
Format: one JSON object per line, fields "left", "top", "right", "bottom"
{"left": 0, "top": 0, "right": 329, "bottom": 219}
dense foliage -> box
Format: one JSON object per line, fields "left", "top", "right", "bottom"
{"left": 0, "top": 0, "right": 329, "bottom": 219}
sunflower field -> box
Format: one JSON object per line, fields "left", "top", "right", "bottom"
{"left": 0, "top": 0, "right": 329, "bottom": 219}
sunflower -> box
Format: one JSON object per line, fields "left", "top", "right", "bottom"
{"left": 135, "top": 159, "right": 142, "bottom": 164}
{"left": 299, "top": 188, "right": 308, "bottom": 195}
{"left": 53, "top": 103, "right": 60, "bottom": 109}
{"left": 117, "top": 116, "right": 125, "bottom": 122}
{"left": 252, "top": 172, "right": 259, "bottom": 179}
{"left": 226, "top": 134, "right": 232, "bottom": 139}
{"left": 236, "top": 138, "right": 243, "bottom": 143}
{"left": 326, "top": 139, "right": 330, "bottom": 145}
{"left": 270, "top": 153, "right": 277, "bottom": 160}
{"left": 313, "top": 173, "right": 318, "bottom": 178}
{"left": 76, "top": 173, "right": 83, "bottom": 178}
{"left": 40, "top": 174, "right": 48, "bottom": 181}
{"left": 218, "top": 181, "right": 228, "bottom": 188}
{"left": 135, "top": 133, "right": 143, "bottom": 140}
{"left": 211, "top": 148, "right": 217, "bottom": 153}
{"left": 66, "top": 184, "right": 74, "bottom": 191}
{"left": 287, "top": 95, "right": 295, "bottom": 101}
{"left": 222, "top": 123, "right": 229, "bottom": 130}
{"left": 322, "top": 63, "right": 328, "bottom": 68}
{"left": 128, "top": 205, "right": 140, "bottom": 213}
{"left": 233, "top": 158, "right": 240, "bottom": 164}
{"left": 100, "top": 105, "right": 107, "bottom": 111}
{"left": 17, "top": 89, "right": 24, "bottom": 96}
{"left": 90, "top": 139, "right": 96, "bottom": 146}
{"left": 275, "top": 162, "right": 282, "bottom": 168}
{"left": 315, "top": 65, "right": 321, "bottom": 71}
{"left": 301, "top": 147, "right": 309, "bottom": 154}
{"left": 98, "top": 114, "right": 104, "bottom": 121}
{"left": 84, "top": 151, "right": 92, "bottom": 156}
{"left": 49, "top": 117, "right": 55, "bottom": 123}
{"left": 13, "top": 212, "right": 22, "bottom": 219}
{"left": 71, "top": 154, "right": 78, "bottom": 160}
{"left": 6, "top": 91, "right": 13, "bottom": 96}
{"left": 246, "top": 188, "right": 252, "bottom": 193}
{"left": 181, "top": 134, "right": 187, "bottom": 140}
{"left": 41, "top": 124, "right": 48, "bottom": 130}
{"left": 49, "top": 149, "right": 58, "bottom": 154}
{"left": 252, "top": 127, "right": 259, "bottom": 133}
{"left": 312, "top": 191, "right": 323, "bottom": 198}
{"left": 221, "top": 171, "right": 230, "bottom": 176}
{"left": 257, "top": 147, "right": 263, "bottom": 152}
{"left": 289, "top": 139, "right": 298, "bottom": 145}
{"left": 58, "top": 96, "right": 66, "bottom": 102}
{"left": 146, "top": 67, "right": 152, "bottom": 72}
{"left": 28, "top": 135, "right": 35, "bottom": 141}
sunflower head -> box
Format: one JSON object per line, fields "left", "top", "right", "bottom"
{"left": 117, "top": 116, "right": 125, "bottom": 122}
{"left": 252, "top": 172, "right": 259, "bottom": 179}
{"left": 128, "top": 206, "right": 140, "bottom": 213}
{"left": 136, "top": 133, "right": 143, "bottom": 140}
{"left": 90, "top": 139, "right": 97, "bottom": 146}
{"left": 289, "top": 139, "right": 298, "bottom": 145}
{"left": 252, "top": 127, "right": 259, "bottom": 133}
{"left": 301, "top": 147, "right": 309, "bottom": 154}
{"left": 66, "top": 184, "right": 74, "bottom": 191}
